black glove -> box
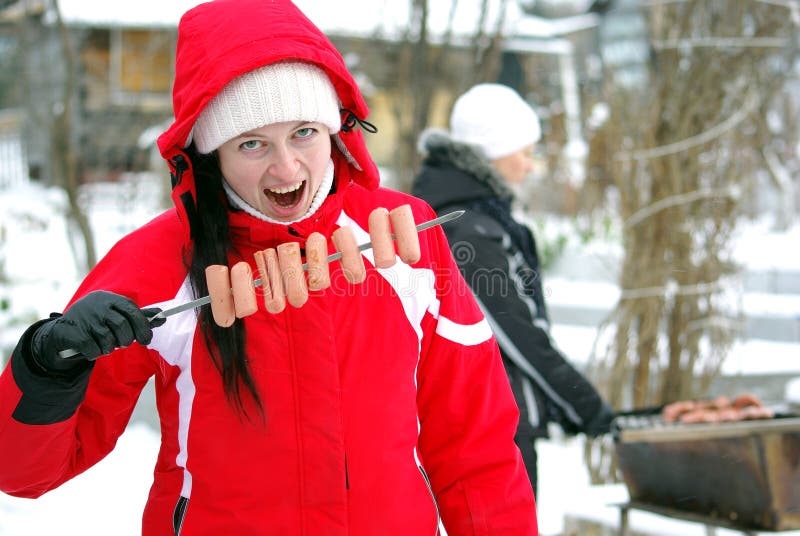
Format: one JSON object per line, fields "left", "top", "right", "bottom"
{"left": 30, "top": 291, "right": 162, "bottom": 374}
{"left": 582, "top": 402, "right": 616, "bottom": 437}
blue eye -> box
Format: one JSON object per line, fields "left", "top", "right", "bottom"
{"left": 295, "top": 127, "right": 316, "bottom": 139}
{"left": 240, "top": 139, "right": 262, "bottom": 151}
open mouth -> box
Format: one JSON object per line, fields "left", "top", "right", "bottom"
{"left": 264, "top": 181, "right": 306, "bottom": 208}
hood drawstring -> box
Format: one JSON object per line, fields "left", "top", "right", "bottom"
{"left": 169, "top": 153, "right": 199, "bottom": 237}
{"left": 170, "top": 154, "right": 189, "bottom": 188}
{"left": 340, "top": 109, "right": 378, "bottom": 134}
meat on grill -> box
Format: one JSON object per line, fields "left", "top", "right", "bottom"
{"left": 662, "top": 394, "right": 774, "bottom": 424}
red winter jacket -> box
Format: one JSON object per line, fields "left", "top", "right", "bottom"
{"left": 0, "top": 1, "right": 537, "bottom": 534}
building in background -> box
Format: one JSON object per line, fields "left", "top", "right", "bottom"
{"left": 0, "top": 0, "right": 600, "bottom": 195}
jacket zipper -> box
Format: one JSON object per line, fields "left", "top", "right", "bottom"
{"left": 173, "top": 496, "right": 189, "bottom": 536}
{"left": 344, "top": 453, "right": 350, "bottom": 490}
{"left": 418, "top": 465, "right": 441, "bottom": 535}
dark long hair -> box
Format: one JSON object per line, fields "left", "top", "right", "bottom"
{"left": 184, "top": 144, "right": 264, "bottom": 421}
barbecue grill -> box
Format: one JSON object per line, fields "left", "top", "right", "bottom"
{"left": 613, "top": 409, "right": 800, "bottom": 531}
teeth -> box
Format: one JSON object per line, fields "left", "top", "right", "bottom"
{"left": 268, "top": 182, "right": 303, "bottom": 195}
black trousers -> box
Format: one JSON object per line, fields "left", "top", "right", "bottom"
{"left": 514, "top": 434, "right": 538, "bottom": 497}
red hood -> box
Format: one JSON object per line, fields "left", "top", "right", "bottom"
{"left": 157, "top": 0, "right": 380, "bottom": 237}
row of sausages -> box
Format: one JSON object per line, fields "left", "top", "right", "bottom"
{"left": 661, "top": 393, "right": 775, "bottom": 424}
{"left": 205, "top": 205, "right": 421, "bottom": 327}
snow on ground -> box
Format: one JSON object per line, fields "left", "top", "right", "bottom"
{"left": 0, "top": 177, "right": 164, "bottom": 353}
{"left": 732, "top": 218, "right": 800, "bottom": 271}
{"left": 1, "top": 180, "right": 799, "bottom": 534}
{"left": 552, "top": 322, "right": 800, "bottom": 377}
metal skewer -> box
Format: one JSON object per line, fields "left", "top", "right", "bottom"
{"left": 58, "top": 210, "right": 464, "bottom": 359}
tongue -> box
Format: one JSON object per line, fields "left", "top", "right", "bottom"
{"left": 266, "top": 183, "right": 304, "bottom": 208}
{"left": 272, "top": 191, "right": 299, "bottom": 207}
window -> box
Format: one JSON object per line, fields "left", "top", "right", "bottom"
{"left": 110, "top": 28, "right": 174, "bottom": 105}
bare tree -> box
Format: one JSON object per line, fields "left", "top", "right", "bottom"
{"left": 50, "top": 0, "right": 96, "bottom": 270}
{"left": 586, "top": 0, "right": 799, "bottom": 482}
{"left": 386, "top": 0, "right": 508, "bottom": 192}
{"left": 12, "top": 0, "right": 97, "bottom": 272}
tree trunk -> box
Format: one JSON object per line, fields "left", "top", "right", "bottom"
{"left": 52, "top": 0, "right": 96, "bottom": 272}
{"left": 389, "top": 0, "right": 506, "bottom": 192}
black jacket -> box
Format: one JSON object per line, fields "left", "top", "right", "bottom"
{"left": 413, "top": 130, "right": 613, "bottom": 439}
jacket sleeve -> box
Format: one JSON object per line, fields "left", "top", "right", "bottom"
{"left": 8, "top": 318, "right": 95, "bottom": 424}
{"left": 415, "top": 215, "right": 538, "bottom": 535}
{"left": 448, "top": 214, "right": 611, "bottom": 434}
{"left": 0, "top": 337, "right": 154, "bottom": 498}
{"left": 0, "top": 248, "right": 158, "bottom": 498}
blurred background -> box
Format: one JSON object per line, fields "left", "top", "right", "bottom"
{"left": 0, "top": 1, "right": 798, "bottom": 534}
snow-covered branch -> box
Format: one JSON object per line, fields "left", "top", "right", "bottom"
{"left": 615, "top": 93, "right": 760, "bottom": 162}
{"left": 618, "top": 279, "right": 726, "bottom": 301}
{"left": 623, "top": 187, "right": 740, "bottom": 229}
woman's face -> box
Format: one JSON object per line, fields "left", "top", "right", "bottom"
{"left": 217, "top": 121, "right": 332, "bottom": 222}
{"left": 491, "top": 144, "right": 536, "bottom": 185}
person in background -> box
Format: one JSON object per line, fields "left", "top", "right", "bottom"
{"left": 413, "top": 83, "right": 615, "bottom": 495}
{"left": 0, "top": 3, "right": 537, "bottom": 535}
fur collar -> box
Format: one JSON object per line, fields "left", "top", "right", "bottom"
{"left": 418, "top": 128, "right": 515, "bottom": 202}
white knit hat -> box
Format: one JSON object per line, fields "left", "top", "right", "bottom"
{"left": 450, "top": 84, "right": 541, "bottom": 160}
{"left": 191, "top": 62, "right": 341, "bottom": 154}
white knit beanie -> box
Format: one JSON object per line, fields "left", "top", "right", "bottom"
{"left": 191, "top": 62, "right": 341, "bottom": 154}
{"left": 450, "top": 84, "right": 541, "bottom": 160}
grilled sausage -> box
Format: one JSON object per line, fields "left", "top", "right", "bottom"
{"left": 230, "top": 261, "right": 258, "bottom": 318}
{"left": 707, "top": 395, "right": 731, "bottom": 410}
{"left": 368, "top": 207, "right": 396, "bottom": 269}
{"left": 662, "top": 400, "right": 697, "bottom": 423}
{"left": 389, "top": 204, "right": 420, "bottom": 264}
{"left": 732, "top": 393, "right": 763, "bottom": 409}
{"left": 205, "top": 264, "right": 235, "bottom": 327}
{"left": 254, "top": 248, "right": 286, "bottom": 314}
{"left": 277, "top": 241, "right": 308, "bottom": 308}
{"left": 715, "top": 407, "right": 745, "bottom": 422}
{"left": 740, "top": 405, "right": 775, "bottom": 420}
{"left": 305, "top": 232, "right": 331, "bottom": 291}
{"left": 332, "top": 225, "right": 366, "bottom": 284}
{"left": 679, "top": 409, "right": 720, "bottom": 424}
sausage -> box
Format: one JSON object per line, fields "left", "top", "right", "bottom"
{"left": 368, "top": 207, "right": 396, "bottom": 269}
{"left": 277, "top": 241, "right": 308, "bottom": 308}
{"left": 230, "top": 261, "right": 258, "bottom": 318}
{"left": 740, "top": 405, "right": 775, "bottom": 420}
{"left": 662, "top": 400, "right": 697, "bottom": 423}
{"left": 678, "top": 409, "right": 720, "bottom": 424}
{"left": 332, "top": 225, "right": 366, "bottom": 284}
{"left": 732, "top": 393, "right": 763, "bottom": 409}
{"left": 707, "top": 395, "right": 731, "bottom": 410}
{"left": 715, "top": 407, "right": 745, "bottom": 422}
{"left": 254, "top": 248, "right": 286, "bottom": 314}
{"left": 205, "top": 264, "right": 235, "bottom": 327}
{"left": 305, "top": 232, "right": 331, "bottom": 291}
{"left": 389, "top": 204, "right": 420, "bottom": 264}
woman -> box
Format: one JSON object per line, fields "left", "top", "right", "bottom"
{"left": 413, "top": 83, "right": 615, "bottom": 495}
{"left": 0, "top": 2, "right": 536, "bottom": 535}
